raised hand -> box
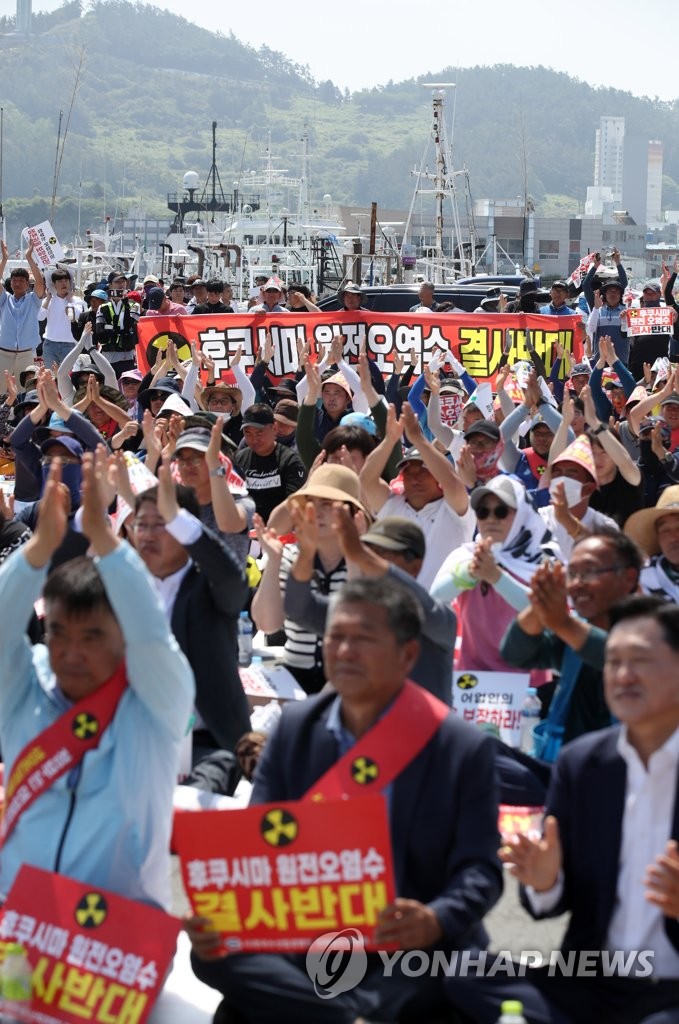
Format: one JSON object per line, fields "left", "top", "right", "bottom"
{"left": 500, "top": 815, "right": 562, "bottom": 893}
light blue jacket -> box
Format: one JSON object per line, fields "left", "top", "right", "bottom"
{"left": 0, "top": 542, "right": 195, "bottom": 909}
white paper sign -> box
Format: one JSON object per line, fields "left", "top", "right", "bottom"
{"left": 23, "top": 220, "right": 64, "bottom": 270}
{"left": 452, "top": 670, "right": 530, "bottom": 747}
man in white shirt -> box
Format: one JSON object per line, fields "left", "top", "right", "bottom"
{"left": 40, "top": 267, "right": 84, "bottom": 369}
{"left": 360, "top": 402, "right": 473, "bottom": 590}
{"left": 475, "top": 595, "right": 679, "bottom": 1024}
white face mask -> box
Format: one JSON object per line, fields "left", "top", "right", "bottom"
{"left": 549, "top": 476, "right": 583, "bottom": 508}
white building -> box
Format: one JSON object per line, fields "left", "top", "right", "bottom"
{"left": 594, "top": 117, "right": 625, "bottom": 204}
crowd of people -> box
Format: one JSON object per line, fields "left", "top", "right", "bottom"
{"left": 0, "top": 241, "right": 678, "bottom": 1024}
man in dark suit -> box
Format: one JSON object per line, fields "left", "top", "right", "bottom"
{"left": 454, "top": 595, "right": 679, "bottom": 1024}
{"left": 189, "top": 575, "right": 502, "bottom": 1023}
{"left": 131, "top": 468, "right": 251, "bottom": 764}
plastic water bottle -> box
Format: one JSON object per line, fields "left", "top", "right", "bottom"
{"left": 496, "top": 1000, "right": 527, "bottom": 1023}
{"left": 519, "top": 687, "right": 541, "bottom": 754}
{"left": 1, "top": 942, "right": 33, "bottom": 1022}
{"left": 238, "top": 611, "right": 253, "bottom": 667}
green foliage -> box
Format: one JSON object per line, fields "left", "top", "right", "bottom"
{"left": 3, "top": 2, "right": 679, "bottom": 247}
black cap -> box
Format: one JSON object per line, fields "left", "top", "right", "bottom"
{"left": 362, "top": 517, "right": 426, "bottom": 560}
{"left": 463, "top": 419, "right": 501, "bottom": 442}
{"left": 242, "top": 405, "right": 275, "bottom": 428}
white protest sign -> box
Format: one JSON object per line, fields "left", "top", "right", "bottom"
{"left": 452, "top": 670, "right": 530, "bottom": 746}
{"left": 23, "top": 220, "right": 64, "bottom": 270}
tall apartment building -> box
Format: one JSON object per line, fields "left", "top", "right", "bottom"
{"left": 594, "top": 116, "right": 625, "bottom": 204}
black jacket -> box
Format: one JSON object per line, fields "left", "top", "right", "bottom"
{"left": 170, "top": 527, "right": 251, "bottom": 753}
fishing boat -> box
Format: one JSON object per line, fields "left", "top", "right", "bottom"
{"left": 164, "top": 123, "right": 348, "bottom": 299}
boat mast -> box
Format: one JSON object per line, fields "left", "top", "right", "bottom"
{"left": 0, "top": 107, "right": 4, "bottom": 245}
{"left": 403, "top": 84, "right": 470, "bottom": 283}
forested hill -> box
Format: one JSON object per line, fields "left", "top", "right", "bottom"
{"left": 2, "top": 0, "right": 679, "bottom": 241}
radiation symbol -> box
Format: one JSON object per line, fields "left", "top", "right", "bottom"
{"left": 457, "top": 673, "right": 479, "bottom": 690}
{"left": 72, "top": 712, "right": 99, "bottom": 740}
{"left": 351, "top": 756, "right": 379, "bottom": 785}
{"left": 536, "top": 464, "right": 546, "bottom": 475}
{"left": 260, "top": 808, "right": 298, "bottom": 847}
{"left": 48, "top": 236, "right": 57, "bottom": 244}
{"left": 75, "top": 892, "right": 108, "bottom": 929}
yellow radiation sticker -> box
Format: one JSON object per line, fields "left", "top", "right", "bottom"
{"left": 260, "top": 808, "right": 299, "bottom": 847}
{"left": 75, "top": 892, "right": 108, "bottom": 929}
{"left": 456, "top": 673, "right": 479, "bottom": 690}
{"left": 72, "top": 712, "right": 99, "bottom": 740}
{"left": 350, "top": 756, "right": 379, "bottom": 785}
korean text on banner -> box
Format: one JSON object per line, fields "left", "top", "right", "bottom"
{"left": 0, "top": 864, "right": 180, "bottom": 1024}
{"left": 173, "top": 795, "right": 396, "bottom": 954}
{"left": 136, "top": 311, "right": 584, "bottom": 386}
{"left": 23, "top": 221, "right": 64, "bottom": 271}
{"left": 625, "top": 307, "right": 674, "bottom": 337}
{"left": 452, "top": 670, "right": 530, "bottom": 747}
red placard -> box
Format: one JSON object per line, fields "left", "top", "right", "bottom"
{"left": 173, "top": 795, "right": 396, "bottom": 954}
{"left": 136, "top": 311, "right": 583, "bottom": 385}
{"left": 0, "top": 865, "right": 180, "bottom": 1024}
{"left": 625, "top": 306, "right": 674, "bottom": 336}
{"left": 498, "top": 805, "right": 545, "bottom": 843}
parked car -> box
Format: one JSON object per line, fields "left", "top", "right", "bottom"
{"left": 317, "top": 283, "right": 522, "bottom": 313}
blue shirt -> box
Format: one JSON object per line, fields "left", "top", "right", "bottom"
{"left": 325, "top": 694, "right": 393, "bottom": 808}
{"left": 0, "top": 543, "right": 195, "bottom": 908}
{"left": 0, "top": 289, "right": 42, "bottom": 352}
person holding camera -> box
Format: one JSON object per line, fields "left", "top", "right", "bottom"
{"left": 94, "top": 271, "right": 140, "bottom": 376}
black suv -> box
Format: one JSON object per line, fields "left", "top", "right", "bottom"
{"left": 317, "top": 282, "right": 523, "bottom": 313}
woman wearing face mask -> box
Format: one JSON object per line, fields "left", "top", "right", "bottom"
{"left": 540, "top": 434, "right": 618, "bottom": 559}
{"left": 454, "top": 418, "right": 511, "bottom": 491}
{"left": 549, "top": 384, "right": 642, "bottom": 527}
{"left": 432, "top": 475, "right": 557, "bottom": 682}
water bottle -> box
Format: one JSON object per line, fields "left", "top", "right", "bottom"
{"left": 496, "top": 1000, "right": 527, "bottom": 1024}
{"left": 1, "top": 942, "right": 33, "bottom": 1022}
{"left": 238, "top": 610, "right": 253, "bottom": 667}
{"left": 519, "top": 687, "right": 541, "bottom": 754}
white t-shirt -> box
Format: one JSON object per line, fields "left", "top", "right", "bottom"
{"left": 377, "top": 494, "right": 475, "bottom": 590}
{"left": 40, "top": 294, "right": 84, "bottom": 343}
{"left": 538, "top": 504, "right": 619, "bottom": 561}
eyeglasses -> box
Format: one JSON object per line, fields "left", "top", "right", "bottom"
{"left": 40, "top": 455, "right": 80, "bottom": 466}
{"left": 476, "top": 504, "right": 511, "bottom": 521}
{"left": 173, "top": 452, "right": 204, "bottom": 467}
{"left": 131, "top": 520, "right": 166, "bottom": 534}
{"left": 565, "top": 565, "right": 623, "bottom": 584}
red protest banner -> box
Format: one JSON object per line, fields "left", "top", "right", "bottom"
{"left": 625, "top": 306, "right": 674, "bottom": 336}
{"left": 173, "top": 795, "right": 396, "bottom": 954}
{"left": 0, "top": 865, "right": 180, "bottom": 1024}
{"left": 136, "top": 311, "right": 584, "bottom": 385}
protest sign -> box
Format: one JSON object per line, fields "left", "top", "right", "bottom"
{"left": 498, "top": 805, "right": 545, "bottom": 843}
{"left": 136, "top": 311, "right": 583, "bottom": 385}
{"left": 625, "top": 307, "right": 674, "bottom": 336}
{"left": 239, "top": 661, "right": 307, "bottom": 706}
{"left": 23, "top": 221, "right": 64, "bottom": 270}
{"left": 452, "top": 671, "right": 530, "bottom": 747}
{"left": 0, "top": 865, "right": 180, "bottom": 1024}
{"left": 174, "top": 795, "right": 396, "bottom": 954}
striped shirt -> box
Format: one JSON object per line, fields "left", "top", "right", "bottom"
{"left": 279, "top": 544, "right": 347, "bottom": 671}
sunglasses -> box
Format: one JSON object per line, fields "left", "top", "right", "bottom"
{"left": 476, "top": 503, "right": 511, "bottom": 521}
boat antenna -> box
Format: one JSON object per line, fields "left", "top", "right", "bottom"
{"left": 51, "top": 45, "right": 85, "bottom": 222}
{"left": 51, "top": 109, "right": 63, "bottom": 222}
